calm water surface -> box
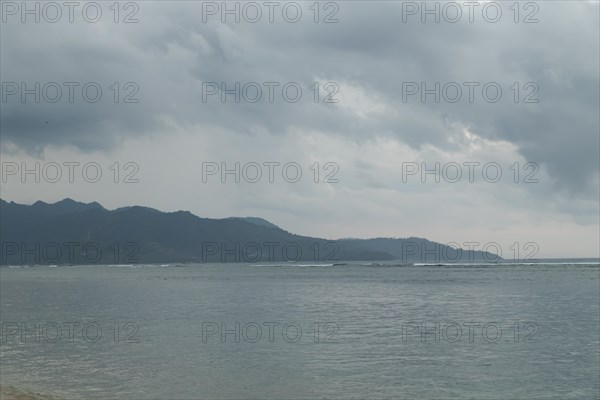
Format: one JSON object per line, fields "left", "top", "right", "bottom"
{"left": 1, "top": 262, "right": 599, "bottom": 399}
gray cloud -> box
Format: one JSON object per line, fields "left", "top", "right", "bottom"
{"left": 1, "top": 1, "right": 598, "bottom": 256}
{"left": 2, "top": 2, "right": 597, "bottom": 194}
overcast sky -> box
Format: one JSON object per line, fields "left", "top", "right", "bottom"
{"left": 1, "top": 1, "right": 599, "bottom": 258}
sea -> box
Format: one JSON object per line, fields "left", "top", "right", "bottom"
{"left": 1, "top": 260, "right": 599, "bottom": 399}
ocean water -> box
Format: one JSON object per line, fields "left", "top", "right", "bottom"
{"left": 1, "top": 261, "right": 599, "bottom": 399}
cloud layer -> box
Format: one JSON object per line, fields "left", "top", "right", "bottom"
{"left": 1, "top": 1, "right": 599, "bottom": 257}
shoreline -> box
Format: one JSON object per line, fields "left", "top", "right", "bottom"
{"left": 0, "top": 385, "right": 59, "bottom": 400}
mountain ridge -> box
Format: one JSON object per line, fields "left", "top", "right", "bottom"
{"left": 0, "top": 199, "right": 501, "bottom": 264}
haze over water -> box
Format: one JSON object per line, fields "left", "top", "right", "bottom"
{"left": 1, "top": 261, "right": 598, "bottom": 399}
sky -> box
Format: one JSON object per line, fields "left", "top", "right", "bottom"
{"left": 1, "top": 0, "right": 599, "bottom": 258}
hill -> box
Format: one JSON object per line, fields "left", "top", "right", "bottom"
{"left": 0, "top": 199, "right": 499, "bottom": 264}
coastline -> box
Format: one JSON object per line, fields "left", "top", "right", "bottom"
{"left": 0, "top": 385, "right": 59, "bottom": 400}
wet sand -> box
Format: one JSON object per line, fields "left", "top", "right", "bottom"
{"left": 0, "top": 386, "right": 59, "bottom": 400}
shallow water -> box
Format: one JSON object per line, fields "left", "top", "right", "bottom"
{"left": 1, "top": 262, "right": 599, "bottom": 399}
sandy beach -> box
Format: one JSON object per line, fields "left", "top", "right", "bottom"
{"left": 0, "top": 386, "right": 59, "bottom": 400}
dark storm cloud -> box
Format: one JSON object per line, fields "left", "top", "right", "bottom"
{"left": 1, "top": 1, "right": 598, "bottom": 194}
